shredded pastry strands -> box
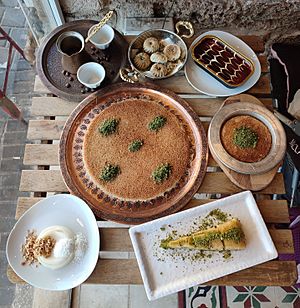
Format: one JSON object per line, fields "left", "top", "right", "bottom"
{"left": 21, "top": 230, "right": 56, "bottom": 266}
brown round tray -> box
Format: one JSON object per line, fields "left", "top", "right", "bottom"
{"left": 59, "top": 83, "right": 208, "bottom": 224}
{"left": 36, "top": 20, "right": 128, "bottom": 102}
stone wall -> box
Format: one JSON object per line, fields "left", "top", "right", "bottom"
{"left": 59, "top": 0, "right": 300, "bottom": 42}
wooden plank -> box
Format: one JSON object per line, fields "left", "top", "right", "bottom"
{"left": 8, "top": 260, "right": 296, "bottom": 286}
{"left": 27, "top": 120, "right": 65, "bottom": 140}
{"left": 16, "top": 197, "right": 289, "bottom": 223}
{"left": 19, "top": 170, "right": 285, "bottom": 194}
{"left": 31, "top": 97, "right": 78, "bottom": 116}
{"left": 24, "top": 144, "right": 59, "bottom": 165}
{"left": 154, "top": 74, "right": 270, "bottom": 95}
{"left": 30, "top": 96, "right": 272, "bottom": 118}
{"left": 34, "top": 76, "right": 52, "bottom": 94}
{"left": 100, "top": 228, "right": 293, "bottom": 254}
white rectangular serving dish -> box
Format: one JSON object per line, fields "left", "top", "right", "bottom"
{"left": 129, "top": 191, "right": 278, "bottom": 301}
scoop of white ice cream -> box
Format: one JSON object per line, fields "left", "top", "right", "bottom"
{"left": 37, "top": 226, "right": 74, "bottom": 269}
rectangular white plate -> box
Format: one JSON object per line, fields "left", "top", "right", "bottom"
{"left": 129, "top": 191, "right": 278, "bottom": 301}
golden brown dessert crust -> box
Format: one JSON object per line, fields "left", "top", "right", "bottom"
{"left": 83, "top": 99, "right": 191, "bottom": 201}
{"left": 221, "top": 115, "right": 272, "bottom": 163}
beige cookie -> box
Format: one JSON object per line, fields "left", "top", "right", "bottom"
{"left": 133, "top": 52, "right": 151, "bottom": 70}
{"left": 159, "top": 39, "right": 168, "bottom": 51}
{"left": 143, "top": 37, "right": 159, "bottom": 54}
{"left": 166, "top": 59, "right": 183, "bottom": 74}
{"left": 150, "top": 52, "right": 168, "bottom": 64}
{"left": 150, "top": 63, "right": 167, "bottom": 78}
{"left": 164, "top": 44, "right": 181, "bottom": 61}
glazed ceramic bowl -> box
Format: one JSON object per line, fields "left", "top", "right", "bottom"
{"left": 77, "top": 62, "right": 106, "bottom": 88}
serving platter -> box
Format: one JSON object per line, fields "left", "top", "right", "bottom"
{"left": 129, "top": 191, "right": 278, "bottom": 301}
{"left": 36, "top": 20, "right": 128, "bottom": 102}
{"left": 59, "top": 82, "right": 208, "bottom": 224}
{"left": 208, "top": 94, "right": 286, "bottom": 175}
{"left": 185, "top": 30, "right": 261, "bottom": 96}
{"left": 6, "top": 194, "right": 99, "bottom": 290}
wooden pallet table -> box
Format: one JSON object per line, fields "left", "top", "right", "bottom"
{"left": 7, "top": 35, "right": 297, "bottom": 290}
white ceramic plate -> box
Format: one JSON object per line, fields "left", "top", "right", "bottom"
{"left": 6, "top": 194, "right": 100, "bottom": 290}
{"left": 129, "top": 191, "right": 277, "bottom": 301}
{"left": 184, "top": 30, "right": 261, "bottom": 97}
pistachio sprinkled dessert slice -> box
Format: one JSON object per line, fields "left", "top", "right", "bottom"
{"left": 98, "top": 118, "right": 119, "bottom": 136}
{"left": 100, "top": 164, "right": 120, "bottom": 182}
{"left": 128, "top": 139, "right": 143, "bottom": 152}
{"left": 152, "top": 163, "right": 172, "bottom": 184}
{"left": 233, "top": 126, "right": 258, "bottom": 148}
{"left": 148, "top": 115, "right": 167, "bottom": 132}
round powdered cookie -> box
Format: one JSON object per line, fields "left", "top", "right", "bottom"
{"left": 150, "top": 52, "right": 168, "bottom": 64}
{"left": 150, "top": 63, "right": 168, "bottom": 78}
{"left": 166, "top": 59, "right": 183, "bottom": 74}
{"left": 164, "top": 44, "right": 181, "bottom": 61}
{"left": 133, "top": 52, "right": 151, "bottom": 70}
{"left": 143, "top": 37, "right": 159, "bottom": 54}
{"left": 159, "top": 39, "right": 168, "bottom": 51}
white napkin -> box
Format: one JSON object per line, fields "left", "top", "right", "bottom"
{"left": 288, "top": 89, "right": 300, "bottom": 120}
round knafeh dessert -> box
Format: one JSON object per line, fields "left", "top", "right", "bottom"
{"left": 221, "top": 115, "right": 272, "bottom": 163}
{"left": 83, "top": 98, "right": 191, "bottom": 201}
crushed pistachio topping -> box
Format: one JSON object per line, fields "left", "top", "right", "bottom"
{"left": 209, "top": 209, "right": 228, "bottom": 222}
{"left": 100, "top": 164, "right": 120, "bottom": 182}
{"left": 152, "top": 163, "right": 172, "bottom": 184}
{"left": 193, "top": 231, "right": 221, "bottom": 248}
{"left": 222, "top": 250, "right": 232, "bottom": 259}
{"left": 233, "top": 126, "right": 258, "bottom": 148}
{"left": 160, "top": 235, "right": 174, "bottom": 249}
{"left": 148, "top": 115, "right": 167, "bottom": 132}
{"left": 222, "top": 227, "right": 245, "bottom": 243}
{"left": 128, "top": 139, "right": 143, "bottom": 152}
{"left": 98, "top": 118, "right": 119, "bottom": 136}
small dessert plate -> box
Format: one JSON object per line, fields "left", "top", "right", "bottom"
{"left": 77, "top": 62, "right": 106, "bottom": 89}
{"left": 185, "top": 30, "right": 261, "bottom": 97}
{"left": 6, "top": 194, "right": 100, "bottom": 290}
{"left": 88, "top": 24, "right": 114, "bottom": 50}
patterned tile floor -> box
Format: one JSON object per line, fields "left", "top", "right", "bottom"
{"left": 182, "top": 285, "right": 300, "bottom": 308}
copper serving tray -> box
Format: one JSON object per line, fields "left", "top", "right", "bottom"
{"left": 191, "top": 35, "right": 254, "bottom": 88}
{"left": 59, "top": 83, "right": 208, "bottom": 224}
{"left": 36, "top": 20, "right": 128, "bottom": 102}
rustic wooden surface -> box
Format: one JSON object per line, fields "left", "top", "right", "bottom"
{"left": 7, "top": 34, "right": 297, "bottom": 288}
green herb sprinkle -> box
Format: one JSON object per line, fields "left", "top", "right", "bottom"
{"left": 152, "top": 163, "right": 172, "bottom": 184}
{"left": 148, "top": 115, "right": 167, "bottom": 132}
{"left": 98, "top": 118, "right": 119, "bottom": 136}
{"left": 128, "top": 139, "right": 143, "bottom": 152}
{"left": 100, "top": 164, "right": 120, "bottom": 182}
{"left": 233, "top": 126, "right": 258, "bottom": 149}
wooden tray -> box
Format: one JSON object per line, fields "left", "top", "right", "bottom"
{"left": 59, "top": 83, "right": 208, "bottom": 224}
{"left": 36, "top": 20, "right": 128, "bottom": 102}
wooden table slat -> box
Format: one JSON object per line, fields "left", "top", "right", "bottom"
{"left": 19, "top": 170, "right": 285, "bottom": 194}
{"left": 8, "top": 260, "right": 297, "bottom": 286}
{"left": 16, "top": 197, "right": 289, "bottom": 223}
{"left": 30, "top": 96, "right": 273, "bottom": 118}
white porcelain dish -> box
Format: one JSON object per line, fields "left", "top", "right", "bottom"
{"left": 184, "top": 30, "right": 261, "bottom": 97}
{"left": 88, "top": 24, "right": 114, "bottom": 50}
{"left": 77, "top": 62, "right": 105, "bottom": 88}
{"left": 129, "top": 191, "right": 277, "bottom": 301}
{"left": 6, "top": 194, "right": 100, "bottom": 290}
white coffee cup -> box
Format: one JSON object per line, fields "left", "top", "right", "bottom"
{"left": 77, "top": 62, "right": 105, "bottom": 89}
{"left": 88, "top": 24, "right": 114, "bottom": 50}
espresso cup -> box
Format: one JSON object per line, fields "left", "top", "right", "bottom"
{"left": 77, "top": 62, "right": 106, "bottom": 89}
{"left": 88, "top": 24, "right": 114, "bottom": 50}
